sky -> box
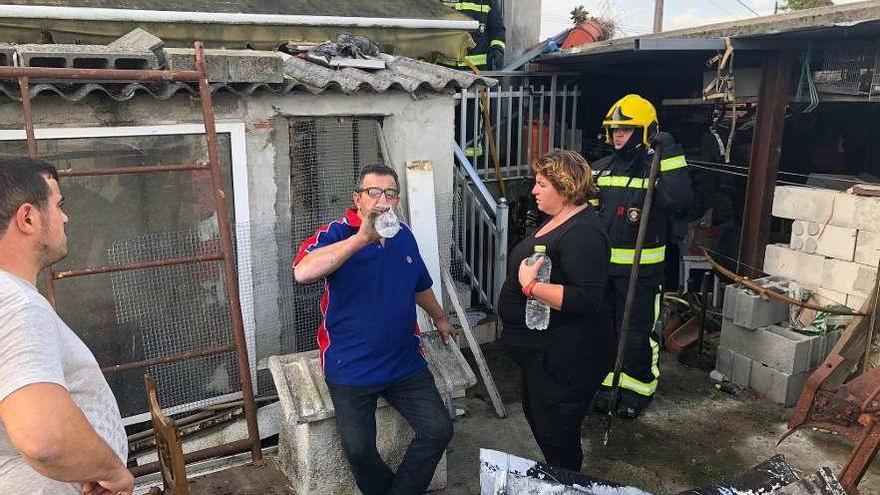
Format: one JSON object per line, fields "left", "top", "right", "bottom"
{"left": 540, "top": 0, "right": 865, "bottom": 40}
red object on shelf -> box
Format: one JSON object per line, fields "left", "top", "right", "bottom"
{"left": 561, "top": 20, "right": 605, "bottom": 49}
{"left": 527, "top": 120, "right": 550, "bottom": 165}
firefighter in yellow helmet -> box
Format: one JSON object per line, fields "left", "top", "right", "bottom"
{"left": 591, "top": 94, "right": 692, "bottom": 418}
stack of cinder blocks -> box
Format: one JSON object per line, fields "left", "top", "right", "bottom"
{"left": 767, "top": 186, "right": 880, "bottom": 310}
{"left": 715, "top": 282, "right": 840, "bottom": 406}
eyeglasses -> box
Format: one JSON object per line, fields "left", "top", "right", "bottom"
{"left": 356, "top": 187, "right": 400, "bottom": 199}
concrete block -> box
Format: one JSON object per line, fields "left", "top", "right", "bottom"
{"left": 164, "top": 48, "right": 284, "bottom": 83}
{"left": 15, "top": 44, "right": 159, "bottom": 70}
{"left": 773, "top": 186, "right": 880, "bottom": 232}
{"left": 816, "top": 286, "right": 849, "bottom": 307}
{"left": 714, "top": 346, "right": 752, "bottom": 386}
{"left": 855, "top": 229, "right": 880, "bottom": 268}
{"left": 108, "top": 28, "right": 165, "bottom": 67}
{"left": 722, "top": 283, "right": 789, "bottom": 329}
{"left": 720, "top": 320, "right": 821, "bottom": 374}
{"left": 789, "top": 220, "right": 856, "bottom": 261}
{"left": 848, "top": 294, "right": 868, "bottom": 311}
{"left": 822, "top": 258, "right": 877, "bottom": 298}
{"left": 267, "top": 331, "right": 475, "bottom": 494}
{"left": 763, "top": 244, "right": 825, "bottom": 288}
{"left": 749, "top": 361, "right": 809, "bottom": 407}
{"left": 0, "top": 43, "right": 14, "bottom": 66}
{"left": 715, "top": 346, "right": 733, "bottom": 379}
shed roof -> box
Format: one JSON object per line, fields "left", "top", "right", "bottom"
{"left": 0, "top": 52, "right": 496, "bottom": 102}
{"left": 538, "top": 1, "right": 880, "bottom": 69}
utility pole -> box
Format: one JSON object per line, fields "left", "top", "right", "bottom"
{"left": 774, "top": 1, "right": 779, "bottom": 14}
{"left": 653, "top": 0, "right": 664, "bottom": 33}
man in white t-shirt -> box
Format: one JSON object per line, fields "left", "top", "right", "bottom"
{"left": 0, "top": 157, "right": 132, "bottom": 495}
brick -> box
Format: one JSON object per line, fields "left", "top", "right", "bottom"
{"left": 763, "top": 244, "right": 824, "bottom": 288}
{"left": 723, "top": 283, "right": 789, "bottom": 329}
{"left": 855, "top": 230, "right": 880, "bottom": 268}
{"left": 165, "top": 48, "right": 283, "bottom": 83}
{"left": 750, "top": 361, "right": 809, "bottom": 406}
{"left": 789, "top": 220, "right": 856, "bottom": 261}
{"left": 822, "top": 258, "right": 877, "bottom": 298}
{"left": 715, "top": 346, "right": 752, "bottom": 386}
{"left": 720, "top": 320, "right": 821, "bottom": 374}
{"left": 15, "top": 44, "right": 158, "bottom": 70}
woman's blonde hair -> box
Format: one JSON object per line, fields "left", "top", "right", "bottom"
{"left": 532, "top": 149, "right": 597, "bottom": 206}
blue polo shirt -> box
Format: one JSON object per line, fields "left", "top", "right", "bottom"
{"left": 293, "top": 208, "right": 433, "bottom": 387}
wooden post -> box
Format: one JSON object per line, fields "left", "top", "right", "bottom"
{"left": 737, "top": 51, "right": 794, "bottom": 277}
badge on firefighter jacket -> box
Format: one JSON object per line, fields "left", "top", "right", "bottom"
{"left": 626, "top": 207, "right": 642, "bottom": 225}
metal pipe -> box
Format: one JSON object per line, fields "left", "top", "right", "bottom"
{"left": 0, "top": 66, "right": 201, "bottom": 82}
{"left": 129, "top": 438, "right": 253, "bottom": 478}
{"left": 0, "top": 5, "right": 479, "bottom": 30}
{"left": 53, "top": 252, "right": 224, "bottom": 280}
{"left": 195, "top": 42, "right": 262, "bottom": 462}
{"left": 58, "top": 163, "right": 209, "bottom": 177}
{"left": 18, "top": 76, "right": 36, "bottom": 158}
{"left": 101, "top": 345, "right": 234, "bottom": 374}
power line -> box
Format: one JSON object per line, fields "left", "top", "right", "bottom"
{"left": 732, "top": 0, "right": 761, "bottom": 16}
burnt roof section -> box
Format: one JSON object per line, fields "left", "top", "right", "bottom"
{"left": 0, "top": 0, "right": 465, "bottom": 19}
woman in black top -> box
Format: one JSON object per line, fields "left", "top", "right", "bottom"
{"left": 498, "top": 149, "right": 615, "bottom": 472}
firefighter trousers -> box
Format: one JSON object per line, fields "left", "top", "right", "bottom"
{"left": 601, "top": 276, "right": 661, "bottom": 401}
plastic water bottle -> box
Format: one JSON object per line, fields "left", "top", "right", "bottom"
{"left": 525, "top": 245, "right": 552, "bottom": 331}
{"left": 375, "top": 208, "right": 400, "bottom": 238}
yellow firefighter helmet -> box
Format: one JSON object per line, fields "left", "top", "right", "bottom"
{"left": 602, "top": 94, "right": 659, "bottom": 148}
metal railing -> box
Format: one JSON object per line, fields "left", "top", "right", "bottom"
{"left": 455, "top": 74, "right": 581, "bottom": 181}
{"left": 452, "top": 142, "right": 508, "bottom": 310}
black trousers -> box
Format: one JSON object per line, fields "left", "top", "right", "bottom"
{"left": 505, "top": 347, "right": 595, "bottom": 472}
{"left": 326, "top": 369, "right": 454, "bottom": 495}
{"left": 601, "top": 277, "right": 660, "bottom": 401}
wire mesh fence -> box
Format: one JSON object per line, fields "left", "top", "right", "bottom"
{"left": 813, "top": 45, "right": 880, "bottom": 96}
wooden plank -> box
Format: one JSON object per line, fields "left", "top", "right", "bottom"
{"left": 441, "top": 268, "right": 507, "bottom": 418}
{"left": 737, "top": 50, "right": 794, "bottom": 277}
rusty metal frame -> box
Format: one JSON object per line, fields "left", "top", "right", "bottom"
{"left": 5, "top": 42, "right": 262, "bottom": 471}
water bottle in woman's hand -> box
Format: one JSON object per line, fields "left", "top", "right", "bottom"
{"left": 525, "top": 245, "right": 552, "bottom": 330}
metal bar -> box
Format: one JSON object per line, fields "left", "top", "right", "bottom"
{"left": 570, "top": 86, "right": 579, "bottom": 149}
{"left": 101, "top": 344, "right": 234, "bottom": 374}
{"left": 194, "top": 41, "right": 262, "bottom": 461}
{"left": 58, "top": 163, "right": 209, "bottom": 177}
{"left": 472, "top": 88, "right": 480, "bottom": 176}
{"left": 549, "top": 77, "right": 557, "bottom": 149}
{"left": 494, "top": 86, "right": 502, "bottom": 178}
{"left": 53, "top": 252, "right": 224, "bottom": 280}
{"left": 459, "top": 88, "right": 467, "bottom": 151}
{"left": 18, "top": 77, "right": 37, "bottom": 158}
{"left": 0, "top": 66, "right": 201, "bottom": 82}
{"left": 538, "top": 85, "right": 545, "bottom": 161}
{"left": 560, "top": 85, "right": 568, "bottom": 149}
{"left": 129, "top": 439, "right": 253, "bottom": 478}
{"left": 453, "top": 142, "right": 497, "bottom": 213}
{"left": 494, "top": 199, "right": 509, "bottom": 308}
{"left": 469, "top": 191, "right": 476, "bottom": 291}
{"left": 506, "top": 87, "right": 513, "bottom": 173}
{"left": 737, "top": 51, "right": 794, "bottom": 277}
{"left": 483, "top": 86, "right": 490, "bottom": 176}
{"left": 517, "top": 88, "right": 524, "bottom": 175}
{"left": 527, "top": 88, "right": 534, "bottom": 168}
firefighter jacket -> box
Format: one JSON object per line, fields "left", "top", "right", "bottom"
{"left": 591, "top": 136, "right": 692, "bottom": 280}
{"left": 441, "top": 0, "right": 506, "bottom": 68}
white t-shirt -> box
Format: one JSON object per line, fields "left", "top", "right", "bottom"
{"left": 0, "top": 270, "right": 128, "bottom": 495}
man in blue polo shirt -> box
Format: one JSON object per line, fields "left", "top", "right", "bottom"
{"left": 293, "top": 164, "right": 454, "bottom": 495}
